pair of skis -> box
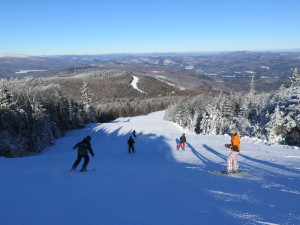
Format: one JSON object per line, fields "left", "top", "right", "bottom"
{"left": 208, "top": 170, "right": 251, "bottom": 175}
{"left": 64, "top": 168, "right": 95, "bottom": 173}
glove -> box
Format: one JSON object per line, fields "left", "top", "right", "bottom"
{"left": 225, "top": 144, "right": 229, "bottom": 148}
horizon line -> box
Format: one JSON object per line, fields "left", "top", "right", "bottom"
{"left": 1, "top": 48, "right": 300, "bottom": 57}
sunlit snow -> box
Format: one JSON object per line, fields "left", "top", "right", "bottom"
{"left": 1, "top": 111, "right": 300, "bottom": 225}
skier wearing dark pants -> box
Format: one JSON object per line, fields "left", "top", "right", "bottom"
{"left": 71, "top": 136, "right": 95, "bottom": 172}
{"left": 127, "top": 136, "right": 135, "bottom": 153}
{"left": 132, "top": 130, "right": 137, "bottom": 137}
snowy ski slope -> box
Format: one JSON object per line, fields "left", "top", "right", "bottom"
{"left": 1, "top": 111, "right": 300, "bottom": 225}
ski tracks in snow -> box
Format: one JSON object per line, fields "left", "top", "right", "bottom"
{"left": 1, "top": 111, "right": 300, "bottom": 225}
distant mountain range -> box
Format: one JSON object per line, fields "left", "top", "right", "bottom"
{"left": 1, "top": 51, "right": 299, "bottom": 93}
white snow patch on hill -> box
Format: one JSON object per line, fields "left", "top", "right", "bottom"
{"left": 154, "top": 75, "right": 187, "bottom": 90}
{"left": 163, "top": 59, "right": 175, "bottom": 65}
{"left": 131, "top": 75, "right": 146, "bottom": 93}
{"left": 1, "top": 111, "right": 300, "bottom": 225}
{"left": 15, "top": 69, "right": 47, "bottom": 74}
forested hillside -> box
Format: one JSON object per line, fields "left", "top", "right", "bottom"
{"left": 0, "top": 70, "right": 200, "bottom": 157}
{"left": 2, "top": 66, "right": 299, "bottom": 158}
{"left": 165, "top": 68, "right": 300, "bottom": 146}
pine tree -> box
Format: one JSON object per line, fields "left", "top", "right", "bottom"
{"left": 265, "top": 105, "right": 286, "bottom": 143}
{"left": 68, "top": 99, "right": 77, "bottom": 128}
{"left": 281, "top": 68, "right": 300, "bottom": 145}
{"left": 54, "top": 90, "right": 70, "bottom": 132}
{"left": 80, "top": 80, "right": 96, "bottom": 122}
{"left": 81, "top": 80, "right": 93, "bottom": 106}
{"left": 290, "top": 67, "right": 300, "bottom": 87}
{"left": 285, "top": 68, "right": 300, "bottom": 129}
{"left": 0, "top": 83, "right": 15, "bottom": 109}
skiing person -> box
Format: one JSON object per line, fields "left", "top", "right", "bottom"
{"left": 177, "top": 133, "right": 187, "bottom": 150}
{"left": 71, "top": 136, "right": 95, "bottom": 172}
{"left": 132, "top": 130, "right": 137, "bottom": 138}
{"left": 224, "top": 130, "right": 240, "bottom": 173}
{"left": 127, "top": 136, "right": 135, "bottom": 153}
{"left": 283, "top": 135, "right": 286, "bottom": 145}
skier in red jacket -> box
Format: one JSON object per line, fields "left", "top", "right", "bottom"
{"left": 177, "top": 133, "right": 187, "bottom": 150}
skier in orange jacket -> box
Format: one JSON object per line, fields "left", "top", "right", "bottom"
{"left": 224, "top": 130, "right": 240, "bottom": 173}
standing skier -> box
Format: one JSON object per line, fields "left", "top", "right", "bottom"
{"left": 177, "top": 133, "right": 187, "bottom": 150}
{"left": 132, "top": 130, "right": 137, "bottom": 138}
{"left": 224, "top": 130, "right": 240, "bottom": 173}
{"left": 71, "top": 136, "right": 95, "bottom": 172}
{"left": 127, "top": 136, "right": 135, "bottom": 153}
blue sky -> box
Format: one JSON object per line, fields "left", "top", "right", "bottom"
{"left": 1, "top": 0, "right": 299, "bottom": 55}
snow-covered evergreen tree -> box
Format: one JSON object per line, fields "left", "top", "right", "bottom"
{"left": 290, "top": 67, "right": 300, "bottom": 86}
{"left": 0, "top": 77, "right": 99, "bottom": 157}
{"left": 81, "top": 80, "right": 93, "bottom": 106}
{"left": 0, "top": 83, "right": 15, "bottom": 109}
{"left": 68, "top": 99, "right": 79, "bottom": 129}
{"left": 265, "top": 105, "right": 286, "bottom": 143}
{"left": 165, "top": 68, "right": 300, "bottom": 146}
{"left": 265, "top": 67, "right": 300, "bottom": 144}
{"left": 282, "top": 68, "right": 300, "bottom": 144}
{"left": 81, "top": 80, "right": 96, "bottom": 122}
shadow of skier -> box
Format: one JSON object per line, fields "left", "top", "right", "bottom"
{"left": 186, "top": 142, "right": 224, "bottom": 171}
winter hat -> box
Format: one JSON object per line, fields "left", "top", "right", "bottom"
{"left": 229, "top": 129, "right": 236, "bottom": 134}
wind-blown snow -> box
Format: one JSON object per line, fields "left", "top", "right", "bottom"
{"left": 1, "top": 111, "right": 300, "bottom": 225}
{"left": 131, "top": 75, "right": 146, "bottom": 93}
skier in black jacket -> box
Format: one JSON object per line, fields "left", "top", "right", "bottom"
{"left": 71, "top": 136, "right": 95, "bottom": 172}
{"left": 127, "top": 136, "right": 135, "bottom": 153}
{"left": 132, "top": 130, "right": 137, "bottom": 137}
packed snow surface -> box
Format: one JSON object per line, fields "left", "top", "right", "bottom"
{"left": 1, "top": 111, "right": 300, "bottom": 225}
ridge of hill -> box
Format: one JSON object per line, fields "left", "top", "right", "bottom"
{"left": 1, "top": 51, "right": 299, "bottom": 93}
{"left": 41, "top": 69, "right": 205, "bottom": 101}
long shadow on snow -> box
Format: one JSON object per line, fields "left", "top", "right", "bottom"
{"left": 202, "top": 144, "right": 227, "bottom": 161}
{"left": 201, "top": 143, "right": 300, "bottom": 175}
{"left": 90, "top": 124, "right": 177, "bottom": 163}
{"left": 239, "top": 154, "right": 300, "bottom": 175}
{"left": 185, "top": 142, "right": 226, "bottom": 171}
{"left": 83, "top": 122, "right": 265, "bottom": 224}
{"left": 175, "top": 138, "right": 180, "bottom": 147}
{"left": 199, "top": 143, "right": 300, "bottom": 175}
{"left": 88, "top": 124, "right": 300, "bottom": 176}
